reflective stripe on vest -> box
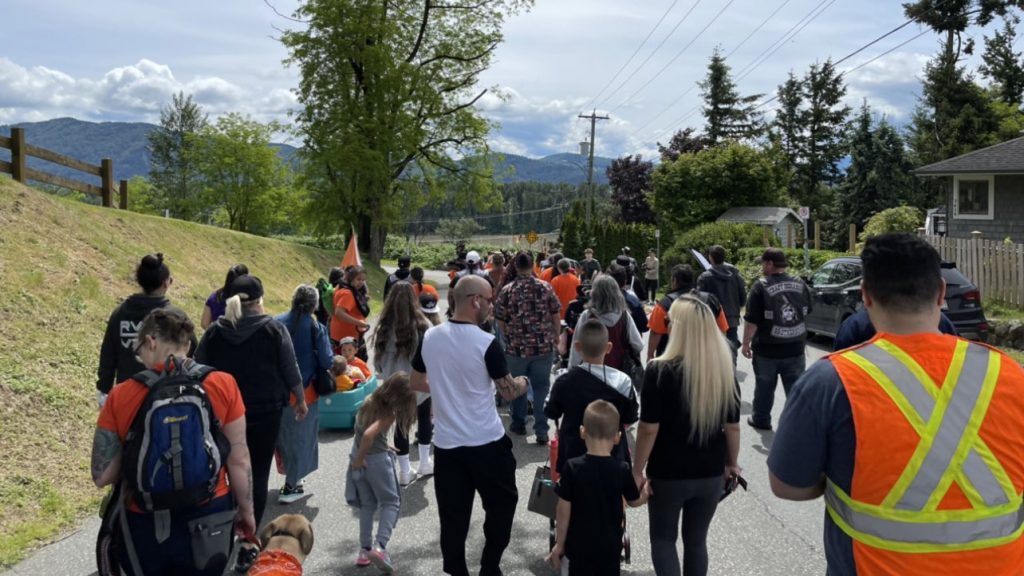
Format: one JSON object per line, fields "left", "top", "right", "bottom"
{"left": 825, "top": 338, "right": 1024, "bottom": 552}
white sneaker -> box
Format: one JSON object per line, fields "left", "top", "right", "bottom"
{"left": 398, "top": 469, "right": 417, "bottom": 486}
{"left": 416, "top": 457, "right": 434, "bottom": 476}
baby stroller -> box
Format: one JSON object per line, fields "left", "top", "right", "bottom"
{"left": 539, "top": 422, "right": 632, "bottom": 565}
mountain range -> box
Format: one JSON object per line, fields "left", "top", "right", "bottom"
{"left": 0, "top": 118, "right": 612, "bottom": 186}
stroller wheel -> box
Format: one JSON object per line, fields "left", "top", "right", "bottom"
{"left": 622, "top": 532, "right": 631, "bottom": 564}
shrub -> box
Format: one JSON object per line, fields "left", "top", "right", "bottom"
{"left": 734, "top": 247, "right": 848, "bottom": 286}
{"left": 662, "top": 222, "right": 772, "bottom": 273}
{"left": 559, "top": 206, "right": 656, "bottom": 269}
{"left": 384, "top": 235, "right": 505, "bottom": 270}
{"left": 860, "top": 206, "right": 923, "bottom": 242}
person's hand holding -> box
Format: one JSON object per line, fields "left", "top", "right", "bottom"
{"left": 741, "top": 342, "right": 753, "bottom": 359}
{"left": 294, "top": 400, "right": 309, "bottom": 421}
{"left": 96, "top": 391, "right": 108, "bottom": 409}
{"left": 234, "top": 509, "right": 256, "bottom": 540}
{"left": 633, "top": 469, "right": 647, "bottom": 493}
{"left": 724, "top": 463, "right": 743, "bottom": 481}
{"left": 545, "top": 542, "right": 564, "bottom": 572}
{"left": 351, "top": 456, "right": 367, "bottom": 470}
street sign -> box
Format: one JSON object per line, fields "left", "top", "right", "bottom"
{"left": 655, "top": 228, "right": 660, "bottom": 239}
{"left": 526, "top": 230, "right": 539, "bottom": 245}
{"left": 799, "top": 206, "right": 810, "bottom": 220}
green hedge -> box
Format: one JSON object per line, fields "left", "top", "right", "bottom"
{"left": 662, "top": 222, "right": 773, "bottom": 274}
{"left": 734, "top": 247, "right": 849, "bottom": 286}
{"left": 384, "top": 235, "right": 506, "bottom": 270}
{"left": 559, "top": 206, "right": 656, "bottom": 270}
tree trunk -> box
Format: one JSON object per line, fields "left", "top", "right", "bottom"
{"left": 357, "top": 214, "right": 387, "bottom": 265}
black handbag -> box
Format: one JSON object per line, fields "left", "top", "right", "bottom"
{"left": 310, "top": 321, "right": 336, "bottom": 396}
{"left": 527, "top": 465, "right": 559, "bottom": 519}
{"left": 621, "top": 349, "right": 645, "bottom": 394}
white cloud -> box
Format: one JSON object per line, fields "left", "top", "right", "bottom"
{"left": 0, "top": 57, "right": 293, "bottom": 126}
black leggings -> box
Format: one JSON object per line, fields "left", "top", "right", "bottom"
{"left": 394, "top": 399, "right": 433, "bottom": 456}
{"left": 245, "top": 409, "right": 283, "bottom": 528}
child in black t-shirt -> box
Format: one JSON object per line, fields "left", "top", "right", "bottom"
{"left": 546, "top": 400, "right": 647, "bottom": 576}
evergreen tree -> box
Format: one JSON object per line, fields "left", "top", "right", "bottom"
{"left": 699, "top": 48, "right": 763, "bottom": 145}
{"left": 980, "top": 17, "right": 1024, "bottom": 105}
{"left": 656, "top": 128, "right": 709, "bottom": 162}
{"left": 772, "top": 72, "right": 805, "bottom": 174}
{"left": 606, "top": 154, "right": 655, "bottom": 224}
{"left": 147, "top": 92, "right": 207, "bottom": 220}
{"left": 831, "top": 103, "right": 913, "bottom": 247}
{"left": 795, "top": 60, "right": 849, "bottom": 209}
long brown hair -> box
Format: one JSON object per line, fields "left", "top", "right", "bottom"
{"left": 356, "top": 372, "right": 417, "bottom": 437}
{"left": 371, "top": 282, "right": 429, "bottom": 367}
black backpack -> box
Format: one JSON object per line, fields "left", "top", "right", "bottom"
{"left": 121, "top": 359, "right": 230, "bottom": 512}
{"left": 760, "top": 278, "right": 809, "bottom": 343}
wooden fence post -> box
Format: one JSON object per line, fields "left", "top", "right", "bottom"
{"left": 786, "top": 224, "right": 793, "bottom": 248}
{"left": 119, "top": 179, "right": 129, "bottom": 210}
{"left": 848, "top": 224, "right": 857, "bottom": 253}
{"left": 10, "top": 127, "right": 26, "bottom": 183}
{"left": 814, "top": 221, "right": 821, "bottom": 250}
{"left": 100, "top": 158, "right": 114, "bottom": 207}
{"left": 763, "top": 225, "right": 770, "bottom": 247}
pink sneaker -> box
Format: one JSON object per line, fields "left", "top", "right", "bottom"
{"left": 356, "top": 548, "right": 371, "bottom": 567}
{"left": 368, "top": 548, "right": 394, "bottom": 573}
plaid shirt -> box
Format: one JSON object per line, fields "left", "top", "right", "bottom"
{"left": 495, "top": 275, "right": 561, "bottom": 357}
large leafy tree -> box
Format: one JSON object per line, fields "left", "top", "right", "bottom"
{"left": 606, "top": 154, "right": 655, "bottom": 224}
{"left": 980, "top": 17, "right": 1024, "bottom": 105}
{"left": 651, "top": 142, "right": 788, "bottom": 232}
{"left": 191, "top": 114, "right": 293, "bottom": 234}
{"left": 656, "top": 128, "right": 709, "bottom": 162}
{"left": 147, "top": 92, "right": 207, "bottom": 219}
{"left": 282, "top": 0, "right": 531, "bottom": 262}
{"left": 699, "top": 48, "right": 763, "bottom": 145}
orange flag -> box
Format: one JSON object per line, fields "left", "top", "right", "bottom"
{"left": 341, "top": 226, "right": 362, "bottom": 269}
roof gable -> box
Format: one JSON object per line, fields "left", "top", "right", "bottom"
{"left": 717, "top": 207, "right": 800, "bottom": 225}
{"left": 914, "top": 136, "right": 1024, "bottom": 175}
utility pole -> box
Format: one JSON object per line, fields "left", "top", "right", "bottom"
{"left": 578, "top": 109, "right": 609, "bottom": 231}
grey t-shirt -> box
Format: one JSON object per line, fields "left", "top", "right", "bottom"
{"left": 352, "top": 418, "right": 390, "bottom": 456}
{"left": 766, "top": 359, "right": 856, "bottom": 575}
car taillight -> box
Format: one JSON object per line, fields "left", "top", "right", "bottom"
{"left": 962, "top": 290, "right": 980, "bottom": 308}
{"left": 977, "top": 322, "right": 989, "bottom": 333}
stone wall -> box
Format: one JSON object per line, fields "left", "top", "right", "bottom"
{"left": 987, "top": 319, "right": 1024, "bottom": 349}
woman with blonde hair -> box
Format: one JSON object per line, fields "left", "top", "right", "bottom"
{"left": 371, "top": 282, "right": 433, "bottom": 485}
{"left": 631, "top": 296, "right": 741, "bottom": 576}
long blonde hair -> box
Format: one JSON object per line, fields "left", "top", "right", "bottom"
{"left": 356, "top": 372, "right": 418, "bottom": 437}
{"left": 655, "top": 297, "right": 737, "bottom": 445}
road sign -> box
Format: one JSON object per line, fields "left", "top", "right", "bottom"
{"left": 799, "top": 206, "right": 810, "bottom": 220}
{"left": 526, "top": 230, "right": 538, "bottom": 245}
{"left": 655, "top": 228, "right": 660, "bottom": 239}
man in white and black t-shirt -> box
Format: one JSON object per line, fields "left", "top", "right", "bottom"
{"left": 411, "top": 274, "right": 528, "bottom": 576}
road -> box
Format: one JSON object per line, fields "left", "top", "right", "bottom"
{"left": 5, "top": 273, "right": 834, "bottom": 575}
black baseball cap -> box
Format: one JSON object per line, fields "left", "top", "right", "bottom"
{"left": 227, "top": 274, "right": 264, "bottom": 301}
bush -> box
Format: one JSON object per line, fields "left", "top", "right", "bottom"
{"left": 384, "top": 235, "right": 504, "bottom": 270}
{"left": 662, "top": 222, "right": 772, "bottom": 273}
{"left": 734, "top": 247, "right": 848, "bottom": 286}
{"left": 860, "top": 206, "right": 923, "bottom": 242}
{"left": 559, "top": 204, "right": 656, "bottom": 270}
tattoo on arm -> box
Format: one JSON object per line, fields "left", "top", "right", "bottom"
{"left": 91, "top": 428, "right": 121, "bottom": 483}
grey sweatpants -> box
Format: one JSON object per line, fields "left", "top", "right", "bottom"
{"left": 349, "top": 451, "right": 402, "bottom": 549}
{"left": 648, "top": 476, "right": 722, "bottom": 576}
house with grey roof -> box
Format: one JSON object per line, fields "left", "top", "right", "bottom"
{"left": 717, "top": 206, "right": 803, "bottom": 247}
{"left": 914, "top": 136, "right": 1024, "bottom": 241}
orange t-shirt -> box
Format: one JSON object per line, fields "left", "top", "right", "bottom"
{"left": 415, "top": 283, "right": 440, "bottom": 299}
{"left": 550, "top": 272, "right": 581, "bottom": 320}
{"left": 97, "top": 366, "right": 245, "bottom": 506}
{"left": 650, "top": 300, "right": 728, "bottom": 334}
{"left": 348, "top": 357, "right": 372, "bottom": 379}
{"left": 330, "top": 287, "right": 365, "bottom": 342}
{"left": 539, "top": 268, "right": 554, "bottom": 283}
{"left": 335, "top": 373, "right": 356, "bottom": 392}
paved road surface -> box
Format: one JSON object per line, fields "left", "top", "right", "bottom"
{"left": 6, "top": 272, "right": 834, "bottom": 575}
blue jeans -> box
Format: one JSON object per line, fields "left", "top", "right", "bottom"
{"left": 751, "top": 353, "right": 806, "bottom": 427}
{"left": 507, "top": 352, "right": 554, "bottom": 435}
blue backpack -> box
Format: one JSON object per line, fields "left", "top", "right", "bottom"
{"left": 122, "top": 359, "right": 230, "bottom": 512}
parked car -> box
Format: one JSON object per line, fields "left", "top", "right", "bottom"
{"left": 803, "top": 256, "right": 989, "bottom": 341}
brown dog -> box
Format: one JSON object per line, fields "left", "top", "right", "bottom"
{"left": 248, "top": 514, "right": 315, "bottom": 575}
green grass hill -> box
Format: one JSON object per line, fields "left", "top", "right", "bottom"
{"left": 0, "top": 178, "right": 384, "bottom": 566}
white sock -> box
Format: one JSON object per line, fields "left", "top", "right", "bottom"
{"left": 418, "top": 443, "right": 432, "bottom": 463}
{"left": 398, "top": 454, "right": 411, "bottom": 474}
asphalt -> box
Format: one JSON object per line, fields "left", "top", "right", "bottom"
{"left": 5, "top": 270, "right": 834, "bottom": 576}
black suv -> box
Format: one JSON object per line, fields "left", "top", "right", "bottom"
{"left": 804, "top": 256, "right": 989, "bottom": 341}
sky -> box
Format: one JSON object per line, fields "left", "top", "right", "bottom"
{"left": 0, "top": 0, "right": 999, "bottom": 159}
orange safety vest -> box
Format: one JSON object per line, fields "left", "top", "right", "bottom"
{"left": 828, "top": 333, "right": 1024, "bottom": 575}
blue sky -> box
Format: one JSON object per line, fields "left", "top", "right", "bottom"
{"left": 0, "top": 0, "right": 1000, "bottom": 158}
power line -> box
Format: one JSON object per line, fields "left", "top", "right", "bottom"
{"left": 595, "top": 0, "right": 705, "bottom": 109}
{"left": 583, "top": 0, "right": 683, "bottom": 111}
{"left": 402, "top": 204, "right": 570, "bottom": 226}
{"left": 736, "top": 0, "right": 837, "bottom": 81}
{"left": 627, "top": 0, "right": 794, "bottom": 138}
{"left": 612, "top": 0, "right": 738, "bottom": 113}
{"left": 842, "top": 28, "right": 932, "bottom": 76}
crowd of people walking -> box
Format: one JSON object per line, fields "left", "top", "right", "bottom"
{"left": 90, "top": 233, "right": 1024, "bottom": 576}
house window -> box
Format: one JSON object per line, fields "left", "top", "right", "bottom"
{"left": 953, "top": 175, "right": 994, "bottom": 220}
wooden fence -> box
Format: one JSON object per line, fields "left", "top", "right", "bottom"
{"left": 925, "top": 233, "right": 1024, "bottom": 307}
{"left": 0, "top": 127, "right": 128, "bottom": 208}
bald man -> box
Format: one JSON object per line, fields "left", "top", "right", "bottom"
{"left": 410, "top": 274, "right": 527, "bottom": 576}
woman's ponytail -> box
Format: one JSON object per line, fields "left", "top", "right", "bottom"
{"left": 224, "top": 294, "right": 243, "bottom": 324}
